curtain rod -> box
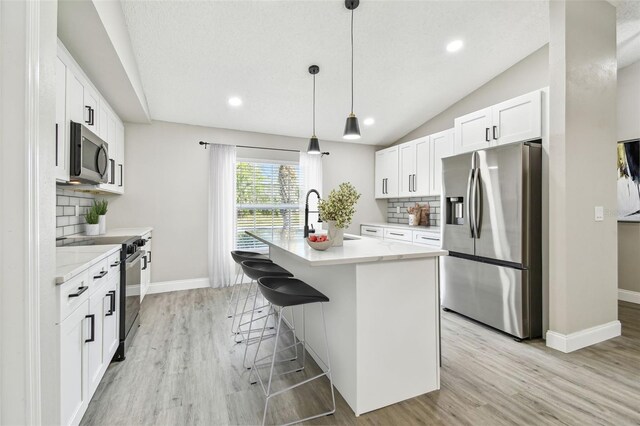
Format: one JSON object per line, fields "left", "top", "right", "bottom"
{"left": 198, "top": 141, "right": 329, "bottom": 156}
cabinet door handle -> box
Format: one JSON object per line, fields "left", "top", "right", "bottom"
{"left": 68, "top": 286, "right": 88, "bottom": 298}
{"left": 493, "top": 125, "right": 498, "bottom": 140}
{"left": 55, "top": 123, "right": 59, "bottom": 166}
{"left": 142, "top": 256, "right": 148, "bottom": 271}
{"left": 485, "top": 127, "right": 490, "bottom": 142}
{"left": 90, "top": 108, "right": 95, "bottom": 126}
{"left": 85, "top": 106, "right": 92, "bottom": 125}
{"left": 118, "top": 164, "right": 123, "bottom": 187}
{"left": 148, "top": 251, "right": 151, "bottom": 264}
{"left": 93, "top": 270, "right": 108, "bottom": 280}
{"left": 109, "top": 159, "right": 115, "bottom": 185}
{"left": 85, "top": 314, "right": 95, "bottom": 343}
{"left": 413, "top": 174, "right": 417, "bottom": 192}
{"left": 106, "top": 290, "right": 116, "bottom": 316}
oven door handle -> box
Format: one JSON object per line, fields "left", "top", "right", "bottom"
{"left": 125, "top": 251, "right": 144, "bottom": 269}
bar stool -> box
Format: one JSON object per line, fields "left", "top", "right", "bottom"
{"left": 237, "top": 261, "right": 294, "bottom": 367}
{"left": 250, "top": 277, "right": 335, "bottom": 426}
{"left": 228, "top": 251, "right": 272, "bottom": 333}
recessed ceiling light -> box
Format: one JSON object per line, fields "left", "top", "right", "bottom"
{"left": 228, "top": 97, "right": 242, "bottom": 107}
{"left": 364, "top": 117, "right": 375, "bottom": 126}
{"left": 446, "top": 40, "right": 464, "bottom": 53}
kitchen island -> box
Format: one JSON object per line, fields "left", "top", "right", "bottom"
{"left": 246, "top": 230, "right": 447, "bottom": 416}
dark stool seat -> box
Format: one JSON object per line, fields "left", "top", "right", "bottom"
{"left": 257, "top": 277, "right": 329, "bottom": 307}
{"left": 240, "top": 261, "right": 293, "bottom": 282}
{"left": 231, "top": 250, "right": 271, "bottom": 264}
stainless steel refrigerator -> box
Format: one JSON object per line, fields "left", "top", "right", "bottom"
{"left": 441, "top": 141, "right": 542, "bottom": 340}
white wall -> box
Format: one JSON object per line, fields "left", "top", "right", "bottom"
{"left": 106, "top": 120, "right": 386, "bottom": 283}
{"left": 394, "top": 44, "right": 549, "bottom": 144}
{"left": 617, "top": 61, "right": 640, "bottom": 294}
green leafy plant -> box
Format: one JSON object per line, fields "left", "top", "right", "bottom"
{"left": 84, "top": 208, "right": 100, "bottom": 225}
{"left": 318, "top": 182, "right": 361, "bottom": 229}
{"left": 93, "top": 199, "right": 108, "bottom": 215}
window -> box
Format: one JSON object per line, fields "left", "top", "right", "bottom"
{"left": 236, "top": 160, "right": 301, "bottom": 251}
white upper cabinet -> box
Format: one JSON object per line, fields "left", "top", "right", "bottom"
{"left": 454, "top": 90, "right": 542, "bottom": 154}
{"left": 414, "top": 137, "right": 430, "bottom": 196}
{"left": 429, "top": 128, "right": 454, "bottom": 196}
{"left": 374, "top": 146, "right": 399, "bottom": 199}
{"left": 57, "top": 40, "right": 126, "bottom": 193}
{"left": 398, "top": 141, "right": 416, "bottom": 197}
{"left": 454, "top": 107, "right": 492, "bottom": 154}
{"left": 491, "top": 90, "right": 541, "bottom": 146}
{"left": 56, "top": 58, "right": 68, "bottom": 182}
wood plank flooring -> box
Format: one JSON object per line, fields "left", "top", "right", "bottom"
{"left": 81, "top": 288, "right": 640, "bottom": 426}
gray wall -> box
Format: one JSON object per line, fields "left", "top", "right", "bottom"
{"left": 617, "top": 61, "right": 640, "bottom": 294}
{"left": 106, "top": 120, "right": 386, "bottom": 283}
{"left": 394, "top": 44, "right": 549, "bottom": 144}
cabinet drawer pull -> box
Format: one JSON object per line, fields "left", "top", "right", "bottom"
{"left": 106, "top": 290, "right": 116, "bottom": 316}
{"left": 93, "top": 270, "right": 108, "bottom": 280}
{"left": 389, "top": 232, "right": 405, "bottom": 236}
{"left": 68, "top": 286, "right": 88, "bottom": 298}
{"left": 110, "top": 261, "right": 120, "bottom": 268}
{"left": 85, "top": 314, "right": 95, "bottom": 343}
{"left": 366, "top": 229, "right": 377, "bottom": 233}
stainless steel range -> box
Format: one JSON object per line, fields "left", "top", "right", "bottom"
{"left": 57, "top": 235, "right": 146, "bottom": 359}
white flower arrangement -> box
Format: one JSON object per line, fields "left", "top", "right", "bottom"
{"left": 318, "top": 182, "right": 361, "bottom": 229}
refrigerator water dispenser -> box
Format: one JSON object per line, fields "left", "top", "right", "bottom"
{"left": 446, "top": 197, "right": 465, "bottom": 225}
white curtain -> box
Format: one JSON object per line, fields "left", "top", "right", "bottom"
{"left": 299, "top": 152, "right": 323, "bottom": 231}
{"left": 208, "top": 144, "right": 237, "bottom": 288}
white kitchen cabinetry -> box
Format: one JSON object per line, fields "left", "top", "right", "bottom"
{"left": 454, "top": 107, "right": 493, "bottom": 154}
{"left": 57, "top": 40, "right": 126, "bottom": 193}
{"left": 399, "top": 137, "right": 430, "bottom": 197}
{"left": 60, "top": 298, "right": 89, "bottom": 426}
{"left": 374, "top": 146, "right": 399, "bottom": 198}
{"left": 491, "top": 90, "right": 541, "bottom": 146}
{"left": 429, "top": 129, "right": 454, "bottom": 197}
{"left": 454, "top": 90, "right": 542, "bottom": 154}
{"left": 58, "top": 249, "right": 120, "bottom": 426}
{"left": 56, "top": 58, "right": 69, "bottom": 182}
{"left": 140, "top": 232, "right": 153, "bottom": 300}
{"left": 361, "top": 224, "right": 441, "bottom": 248}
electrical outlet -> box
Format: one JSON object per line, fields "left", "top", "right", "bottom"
{"left": 594, "top": 206, "right": 604, "bottom": 222}
{"left": 396, "top": 206, "right": 400, "bottom": 214}
{"left": 75, "top": 205, "right": 79, "bottom": 217}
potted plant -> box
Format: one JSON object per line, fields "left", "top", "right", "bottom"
{"left": 318, "top": 182, "right": 361, "bottom": 247}
{"left": 94, "top": 199, "right": 109, "bottom": 235}
{"left": 84, "top": 208, "right": 100, "bottom": 236}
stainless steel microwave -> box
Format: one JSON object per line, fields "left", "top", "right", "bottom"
{"left": 69, "top": 121, "right": 109, "bottom": 184}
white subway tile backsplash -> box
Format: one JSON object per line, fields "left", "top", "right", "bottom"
{"left": 56, "top": 186, "right": 95, "bottom": 237}
{"left": 385, "top": 196, "right": 441, "bottom": 227}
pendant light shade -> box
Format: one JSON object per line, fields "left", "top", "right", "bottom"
{"left": 343, "top": 114, "right": 360, "bottom": 140}
{"left": 343, "top": 0, "right": 361, "bottom": 140}
{"left": 307, "top": 136, "right": 321, "bottom": 154}
{"left": 307, "top": 65, "right": 322, "bottom": 154}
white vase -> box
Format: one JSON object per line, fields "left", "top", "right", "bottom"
{"left": 408, "top": 214, "right": 418, "bottom": 226}
{"left": 86, "top": 224, "right": 100, "bottom": 236}
{"left": 98, "top": 215, "right": 106, "bottom": 235}
{"left": 327, "top": 220, "right": 344, "bottom": 247}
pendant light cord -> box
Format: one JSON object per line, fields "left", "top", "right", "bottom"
{"left": 350, "top": 8, "right": 354, "bottom": 114}
{"left": 313, "top": 74, "right": 316, "bottom": 136}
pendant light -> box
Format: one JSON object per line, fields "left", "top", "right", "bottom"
{"left": 307, "top": 65, "right": 322, "bottom": 155}
{"left": 343, "top": 0, "right": 361, "bottom": 140}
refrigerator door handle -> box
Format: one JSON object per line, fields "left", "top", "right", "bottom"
{"left": 466, "top": 168, "right": 475, "bottom": 238}
{"left": 473, "top": 168, "right": 482, "bottom": 238}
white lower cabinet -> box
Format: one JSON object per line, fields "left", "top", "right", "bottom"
{"left": 60, "top": 299, "right": 89, "bottom": 426}
{"left": 140, "top": 232, "right": 153, "bottom": 300}
{"left": 361, "top": 225, "right": 441, "bottom": 248}
{"left": 59, "top": 250, "right": 120, "bottom": 426}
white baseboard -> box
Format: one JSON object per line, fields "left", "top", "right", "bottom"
{"left": 146, "top": 277, "right": 210, "bottom": 295}
{"left": 546, "top": 320, "right": 621, "bottom": 353}
{"left": 618, "top": 289, "right": 640, "bottom": 304}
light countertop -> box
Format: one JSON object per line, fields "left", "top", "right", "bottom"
{"left": 56, "top": 245, "right": 121, "bottom": 284}
{"left": 64, "top": 227, "right": 153, "bottom": 239}
{"left": 360, "top": 222, "right": 441, "bottom": 235}
{"left": 247, "top": 230, "right": 447, "bottom": 267}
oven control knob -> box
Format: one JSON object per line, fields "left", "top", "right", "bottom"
{"left": 127, "top": 245, "right": 136, "bottom": 255}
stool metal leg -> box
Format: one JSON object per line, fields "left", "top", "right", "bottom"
{"left": 225, "top": 268, "right": 241, "bottom": 318}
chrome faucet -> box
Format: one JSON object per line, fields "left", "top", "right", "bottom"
{"left": 304, "top": 189, "right": 322, "bottom": 238}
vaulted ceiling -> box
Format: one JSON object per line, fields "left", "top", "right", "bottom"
{"left": 121, "top": 1, "right": 639, "bottom": 145}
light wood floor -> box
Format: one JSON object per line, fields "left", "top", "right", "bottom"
{"left": 81, "top": 288, "right": 640, "bottom": 426}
